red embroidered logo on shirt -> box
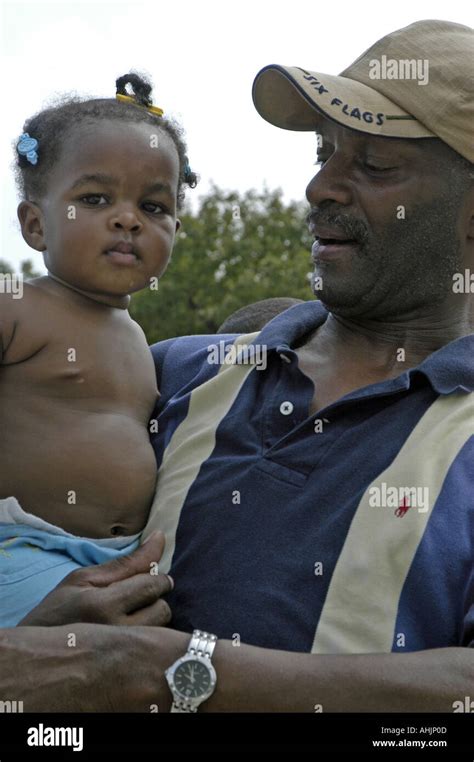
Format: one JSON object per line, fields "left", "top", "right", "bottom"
{"left": 395, "top": 497, "right": 411, "bottom": 517}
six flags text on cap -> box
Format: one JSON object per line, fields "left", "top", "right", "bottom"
{"left": 300, "top": 71, "right": 386, "bottom": 125}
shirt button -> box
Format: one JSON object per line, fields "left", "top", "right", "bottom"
{"left": 279, "top": 401, "right": 294, "bottom": 415}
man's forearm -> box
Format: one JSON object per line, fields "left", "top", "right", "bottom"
{"left": 0, "top": 625, "right": 187, "bottom": 712}
{"left": 0, "top": 626, "right": 96, "bottom": 711}
{"left": 204, "top": 642, "right": 473, "bottom": 712}
{"left": 3, "top": 625, "right": 472, "bottom": 712}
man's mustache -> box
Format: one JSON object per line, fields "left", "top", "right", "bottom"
{"left": 306, "top": 208, "right": 369, "bottom": 245}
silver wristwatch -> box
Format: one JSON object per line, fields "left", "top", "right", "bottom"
{"left": 165, "top": 629, "right": 218, "bottom": 713}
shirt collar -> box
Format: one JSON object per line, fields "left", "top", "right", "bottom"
{"left": 253, "top": 300, "right": 474, "bottom": 394}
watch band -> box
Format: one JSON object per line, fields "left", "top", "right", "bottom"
{"left": 170, "top": 630, "right": 217, "bottom": 713}
{"left": 188, "top": 630, "right": 217, "bottom": 660}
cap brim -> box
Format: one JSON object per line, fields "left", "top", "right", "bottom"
{"left": 252, "top": 65, "right": 436, "bottom": 139}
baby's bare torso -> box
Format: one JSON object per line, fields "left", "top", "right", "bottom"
{"left": 0, "top": 278, "right": 159, "bottom": 538}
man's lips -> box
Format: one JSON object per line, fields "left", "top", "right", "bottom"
{"left": 312, "top": 239, "right": 360, "bottom": 262}
{"left": 309, "top": 225, "right": 360, "bottom": 261}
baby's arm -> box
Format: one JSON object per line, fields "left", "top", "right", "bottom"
{"left": 0, "top": 293, "right": 18, "bottom": 365}
{"left": 0, "top": 285, "right": 48, "bottom": 365}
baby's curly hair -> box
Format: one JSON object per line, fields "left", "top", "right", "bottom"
{"left": 14, "top": 71, "right": 198, "bottom": 210}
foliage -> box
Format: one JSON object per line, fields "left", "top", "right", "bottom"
{"left": 0, "top": 258, "right": 42, "bottom": 278}
{"left": 130, "top": 185, "right": 313, "bottom": 342}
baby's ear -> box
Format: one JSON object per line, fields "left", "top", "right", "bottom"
{"left": 17, "top": 201, "right": 47, "bottom": 252}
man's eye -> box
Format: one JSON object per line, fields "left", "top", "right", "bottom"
{"left": 364, "top": 162, "right": 395, "bottom": 172}
{"left": 80, "top": 194, "right": 108, "bottom": 205}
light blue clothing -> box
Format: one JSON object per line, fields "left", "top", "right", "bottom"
{"left": 0, "top": 497, "right": 140, "bottom": 626}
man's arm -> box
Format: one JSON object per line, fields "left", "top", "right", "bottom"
{"left": 0, "top": 624, "right": 188, "bottom": 712}
{"left": 3, "top": 624, "right": 471, "bottom": 712}
{"left": 203, "top": 641, "right": 473, "bottom": 712}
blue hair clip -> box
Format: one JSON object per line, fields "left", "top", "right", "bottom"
{"left": 17, "top": 133, "right": 39, "bottom": 165}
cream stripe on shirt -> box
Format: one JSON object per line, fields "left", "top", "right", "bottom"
{"left": 142, "top": 333, "right": 259, "bottom": 572}
{"left": 311, "top": 392, "right": 474, "bottom": 654}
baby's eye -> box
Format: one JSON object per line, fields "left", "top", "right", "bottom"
{"left": 142, "top": 201, "right": 168, "bottom": 215}
{"left": 80, "top": 194, "right": 108, "bottom": 205}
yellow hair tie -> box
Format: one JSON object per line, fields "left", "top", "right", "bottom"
{"left": 116, "top": 93, "right": 164, "bottom": 117}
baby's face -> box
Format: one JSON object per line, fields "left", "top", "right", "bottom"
{"left": 39, "top": 120, "right": 181, "bottom": 306}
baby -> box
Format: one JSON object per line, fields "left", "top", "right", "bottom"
{"left": 0, "top": 72, "right": 196, "bottom": 625}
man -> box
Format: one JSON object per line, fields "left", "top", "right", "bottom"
{"left": 2, "top": 19, "right": 473, "bottom": 712}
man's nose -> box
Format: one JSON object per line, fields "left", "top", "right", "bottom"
{"left": 305, "top": 159, "right": 352, "bottom": 208}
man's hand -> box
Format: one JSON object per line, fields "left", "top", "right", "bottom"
{"left": 18, "top": 531, "right": 174, "bottom": 627}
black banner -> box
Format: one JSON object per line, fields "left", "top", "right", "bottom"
{"left": 0, "top": 713, "right": 472, "bottom": 757}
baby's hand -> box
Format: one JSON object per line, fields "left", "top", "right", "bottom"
{"left": 18, "top": 531, "right": 174, "bottom": 627}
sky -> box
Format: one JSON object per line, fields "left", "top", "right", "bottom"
{"left": 1, "top": 0, "right": 473, "bottom": 273}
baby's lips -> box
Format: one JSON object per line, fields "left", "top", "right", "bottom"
{"left": 107, "top": 240, "right": 136, "bottom": 254}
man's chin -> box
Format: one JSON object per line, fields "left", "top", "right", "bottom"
{"left": 318, "top": 298, "right": 364, "bottom": 318}
{"left": 314, "top": 283, "right": 378, "bottom": 318}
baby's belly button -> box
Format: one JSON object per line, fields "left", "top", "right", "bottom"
{"left": 110, "top": 525, "right": 128, "bottom": 536}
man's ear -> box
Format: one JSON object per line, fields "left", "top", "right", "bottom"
{"left": 175, "top": 218, "right": 181, "bottom": 234}
{"left": 17, "top": 201, "right": 47, "bottom": 252}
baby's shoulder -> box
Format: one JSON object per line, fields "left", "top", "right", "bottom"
{"left": 1, "top": 278, "right": 58, "bottom": 329}
{"left": 1, "top": 276, "right": 55, "bottom": 306}
{"left": 0, "top": 279, "right": 57, "bottom": 363}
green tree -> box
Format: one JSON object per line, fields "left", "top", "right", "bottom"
{"left": 20, "top": 259, "right": 42, "bottom": 279}
{"left": 0, "top": 259, "right": 41, "bottom": 278}
{"left": 130, "top": 185, "right": 314, "bottom": 343}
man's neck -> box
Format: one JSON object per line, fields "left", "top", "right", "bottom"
{"left": 308, "top": 307, "right": 471, "bottom": 373}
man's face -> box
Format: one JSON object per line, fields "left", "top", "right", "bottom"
{"left": 306, "top": 117, "right": 468, "bottom": 320}
{"left": 36, "top": 121, "right": 180, "bottom": 303}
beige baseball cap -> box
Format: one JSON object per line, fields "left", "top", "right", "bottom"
{"left": 252, "top": 20, "right": 474, "bottom": 162}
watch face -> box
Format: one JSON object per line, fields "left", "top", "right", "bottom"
{"left": 174, "top": 659, "right": 211, "bottom": 699}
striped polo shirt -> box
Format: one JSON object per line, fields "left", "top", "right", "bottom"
{"left": 145, "top": 301, "right": 474, "bottom": 654}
